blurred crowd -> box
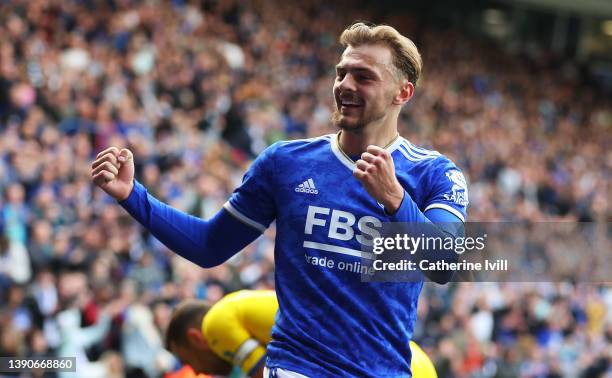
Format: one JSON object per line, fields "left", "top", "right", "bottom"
{"left": 0, "top": 0, "right": 609, "bottom": 377}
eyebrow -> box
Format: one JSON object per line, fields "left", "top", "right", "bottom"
{"left": 335, "top": 65, "right": 381, "bottom": 79}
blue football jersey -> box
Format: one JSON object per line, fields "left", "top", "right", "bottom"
{"left": 223, "top": 133, "right": 468, "bottom": 377}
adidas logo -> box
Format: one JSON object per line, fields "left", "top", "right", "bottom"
{"left": 295, "top": 178, "right": 318, "bottom": 194}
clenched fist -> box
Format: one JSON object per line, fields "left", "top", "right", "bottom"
{"left": 353, "top": 145, "right": 405, "bottom": 214}
{"left": 91, "top": 147, "right": 135, "bottom": 201}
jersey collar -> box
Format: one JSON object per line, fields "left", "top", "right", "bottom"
{"left": 330, "top": 131, "right": 403, "bottom": 171}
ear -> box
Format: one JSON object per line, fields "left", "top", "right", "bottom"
{"left": 392, "top": 80, "right": 414, "bottom": 105}
{"left": 186, "top": 327, "right": 207, "bottom": 349}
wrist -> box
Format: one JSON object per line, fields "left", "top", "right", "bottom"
{"left": 382, "top": 186, "right": 405, "bottom": 215}
{"left": 117, "top": 180, "right": 135, "bottom": 202}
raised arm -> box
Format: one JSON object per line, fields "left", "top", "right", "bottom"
{"left": 91, "top": 147, "right": 262, "bottom": 268}
{"left": 353, "top": 145, "right": 467, "bottom": 284}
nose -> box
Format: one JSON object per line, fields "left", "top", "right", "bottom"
{"left": 336, "top": 73, "right": 357, "bottom": 93}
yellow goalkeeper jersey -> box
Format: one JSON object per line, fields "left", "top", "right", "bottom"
{"left": 202, "top": 290, "right": 437, "bottom": 377}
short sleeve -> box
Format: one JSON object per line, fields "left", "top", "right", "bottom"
{"left": 223, "top": 143, "right": 279, "bottom": 232}
{"left": 422, "top": 157, "right": 469, "bottom": 222}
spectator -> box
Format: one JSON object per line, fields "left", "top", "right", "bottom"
{"left": 0, "top": 0, "right": 608, "bottom": 376}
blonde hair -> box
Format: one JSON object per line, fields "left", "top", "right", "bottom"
{"left": 339, "top": 22, "right": 422, "bottom": 86}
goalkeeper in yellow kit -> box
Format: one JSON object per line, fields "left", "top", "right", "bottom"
{"left": 165, "top": 290, "right": 437, "bottom": 378}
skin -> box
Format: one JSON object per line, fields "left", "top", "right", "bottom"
{"left": 332, "top": 43, "right": 415, "bottom": 213}
{"left": 91, "top": 42, "right": 431, "bottom": 376}
{"left": 168, "top": 327, "right": 233, "bottom": 376}
{"left": 91, "top": 146, "right": 134, "bottom": 201}
{"left": 92, "top": 43, "right": 415, "bottom": 213}
{"left": 168, "top": 326, "right": 264, "bottom": 378}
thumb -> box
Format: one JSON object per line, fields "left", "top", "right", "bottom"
{"left": 117, "top": 148, "right": 132, "bottom": 163}
{"left": 115, "top": 148, "right": 135, "bottom": 191}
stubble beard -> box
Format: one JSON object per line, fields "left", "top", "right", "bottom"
{"left": 331, "top": 109, "right": 365, "bottom": 133}
{"left": 331, "top": 106, "right": 387, "bottom": 133}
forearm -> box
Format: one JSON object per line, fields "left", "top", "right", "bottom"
{"left": 119, "top": 180, "right": 261, "bottom": 268}
{"left": 387, "top": 193, "right": 463, "bottom": 284}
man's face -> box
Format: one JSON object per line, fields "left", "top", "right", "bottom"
{"left": 170, "top": 338, "right": 232, "bottom": 376}
{"left": 332, "top": 44, "right": 400, "bottom": 132}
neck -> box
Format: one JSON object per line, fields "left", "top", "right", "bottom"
{"left": 338, "top": 121, "right": 399, "bottom": 156}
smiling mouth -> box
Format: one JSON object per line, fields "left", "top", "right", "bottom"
{"left": 339, "top": 100, "right": 363, "bottom": 112}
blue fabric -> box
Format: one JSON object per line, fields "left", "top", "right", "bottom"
{"left": 226, "top": 135, "right": 468, "bottom": 377}
{"left": 119, "top": 181, "right": 260, "bottom": 268}
{"left": 119, "top": 134, "right": 469, "bottom": 377}
{"left": 387, "top": 197, "right": 465, "bottom": 283}
{"left": 424, "top": 208, "right": 463, "bottom": 223}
